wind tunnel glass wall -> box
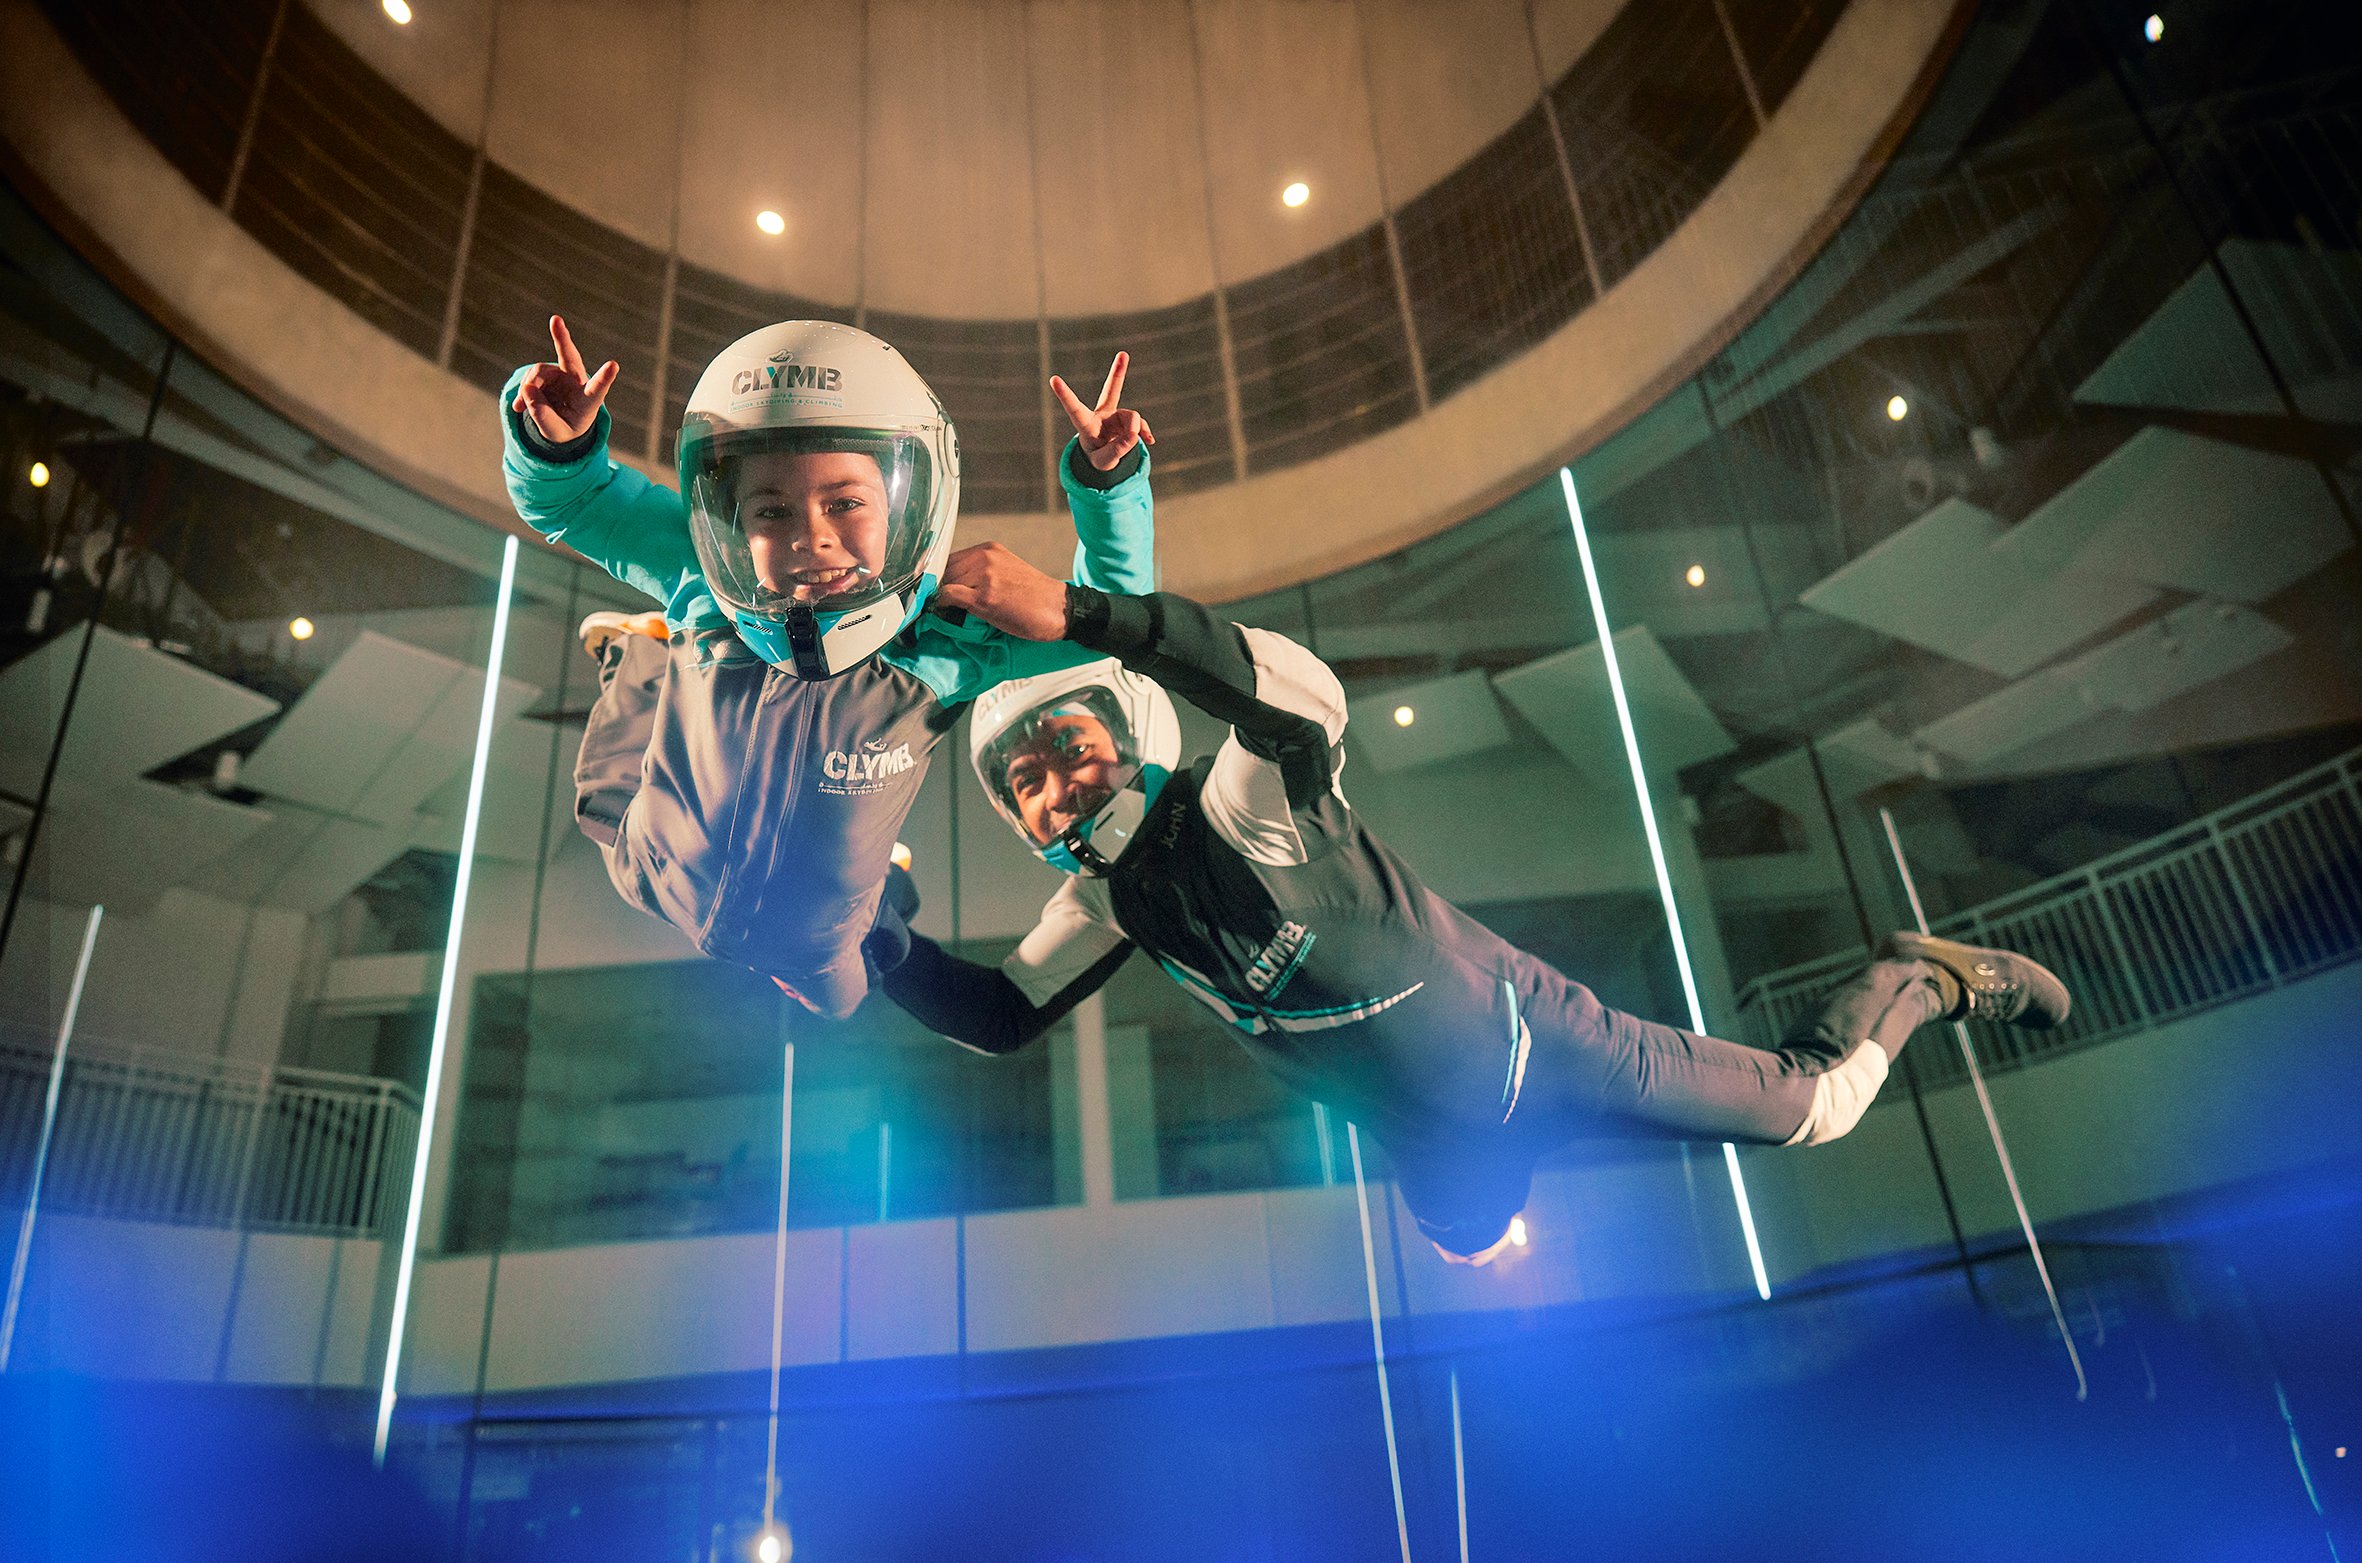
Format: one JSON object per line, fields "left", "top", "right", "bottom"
{"left": 1554, "top": 0, "right": 2362, "bottom": 1296}
{"left": 0, "top": 185, "right": 527, "bottom": 1374}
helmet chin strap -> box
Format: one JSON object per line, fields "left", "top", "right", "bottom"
{"left": 1040, "top": 772, "right": 1162, "bottom": 876}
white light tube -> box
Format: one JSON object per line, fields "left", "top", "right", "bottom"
{"left": 1347, "top": 1123, "right": 1415, "bottom": 1563}
{"left": 375, "top": 533, "right": 519, "bottom": 1465}
{"left": 0, "top": 902, "right": 103, "bottom": 1370}
{"left": 1559, "top": 468, "right": 1772, "bottom": 1301}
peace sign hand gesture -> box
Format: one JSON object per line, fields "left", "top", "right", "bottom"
{"left": 1050, "top": 351, "right": 1156, "bottom": 472}
{"left": 512, "top": 314, "right": 620, "bottom": 446}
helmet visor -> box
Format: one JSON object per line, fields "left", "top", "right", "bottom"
{"left": 977, "top": 683, "right": 1151, "bottom": 848}
{"left": 683, "top": 424, "right": 938, "bottom": 620}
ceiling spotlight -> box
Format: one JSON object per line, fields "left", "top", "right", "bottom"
{"left": 2144, "top": 13, "right": 2163, "bottom": 42}
{"left": 289, "top": 616, "right": 316, "bottom": 641}
{"left": 1392, "top": 705, "right": 1415, "bottom": 728}
{"left": 1281, "top": 181, "right": 1310, "bottom": 209}
{"left": 1508, "top": 1215, "right": 1528, "bottom": 1247}
{"left": 28, "top": 461, "right": 49, "bottom": 488}
{"left": 382, "top": 0, "right": 412, "bottom": 23}
{"left": 1685, "top": 563, "right": 1706, "bottom": 588}
{"left": 1886, "top": 394, "right": 1909, "bottom": 422}
{"left": 756, "top": 1530, "right": 789, "bottom": 1563}
{"left": 755, "top": 209, "right": 786, "bottom": 236}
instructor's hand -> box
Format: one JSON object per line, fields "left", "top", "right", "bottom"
{"left": 1050, "top": 351, "right": 1154, "bottom": 472}
{"left": 934, "top": 543, "right": 1070, "bottom": 641}
{"left": 512, "top": 314, "right": 620, "bottom": 446}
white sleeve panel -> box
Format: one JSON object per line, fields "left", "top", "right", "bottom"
{"left": 1200, "top": 626, "right": 1351, "bottom": 867}
{"left": 1237, "top": 626, "right": 1348, "bottom": 741}
{"left": 1001, "top": 874, "right": 1130, "bottom": 1006}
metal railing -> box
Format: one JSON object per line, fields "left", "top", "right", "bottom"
{"left": 1735, "top": 748, "right": 2362, "bottom": 1087}
{"left": 0, "top": 1037, "right": 418, "bottom": 1238}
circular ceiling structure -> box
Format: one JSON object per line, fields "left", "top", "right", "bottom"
{"left": 0, "top": 0, "right": 1964, "bottom": 597}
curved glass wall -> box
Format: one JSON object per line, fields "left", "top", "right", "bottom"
{"left": 5, "top": 0, "right": 2361, "bottom": 1559}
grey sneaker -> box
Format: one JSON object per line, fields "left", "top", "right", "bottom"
{"left": 1885, "top": 932, "right": 2072, "bottom": 1029}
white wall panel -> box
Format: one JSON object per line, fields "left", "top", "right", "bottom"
{"left": 483, "top": 0, "right": 685, "bottom": 251}
{"left": 862, "top": 0, "right": 1042, "bottom": 317}
{"left": 1190, "top": 0, "right": 1387, "bottom": 283}
{"left": 307, "top": 0, "right": 500, "bottom": 144}
{"left": 675, "top": 0, "right": 868, "bottom": 307}
{"left": 1526, "top": 0, "right": 1629, "bottom": 83}
{"left": 1028, "top": 0, "right": 1221, "bottom": 314}
{"left": 1359, "top": 0, "right": 1536, "bottom": 204}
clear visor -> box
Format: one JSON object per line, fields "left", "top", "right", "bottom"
{"left": 977, "top": 685, "right": 1150, "bottom": 848}
{"left": 683, "top": 424, "right": 937, "bottom": 620}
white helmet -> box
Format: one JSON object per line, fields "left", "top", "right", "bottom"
{"left": 970, "top": 659, "right": 1181, "bottom": 876}
{"left": 678, "top": 321, "right": 959, "bottom": 678}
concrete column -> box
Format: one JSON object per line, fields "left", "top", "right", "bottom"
{"left": 1654, "top": 779, "right": 1739, "bottom": 1031}
{"left": 1104, "top": 1023, "right": 1161, "bottom": 1201}
{"left": 1068, "top": 992, "right": 1115, "bottom": 1209}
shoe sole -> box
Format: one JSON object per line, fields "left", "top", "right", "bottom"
{"left": 1888, "top": 931, "right": 2072, "bottom": 1029}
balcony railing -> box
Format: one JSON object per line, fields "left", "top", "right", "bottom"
{"left": 1734, "top": 747, "right": 2362, "bottom": 1088}
{"left": 0, "top": 1037, "right": 418, "bottom": 1238}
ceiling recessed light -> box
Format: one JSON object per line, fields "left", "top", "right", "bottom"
{"left": 1392, "top": 705, "right": 1415, "bottom": 728}
{"left": 289, "top": 616, "right": 316, "bottom": 641}
{"left": 382, "top": 0, "right": 412, "bottom": 24}
{"left": 1281, "top": 181, "right": 1310, "bottom": 209}
{"left": 1886, "top": 394, "right": 1909, "bottom": 422}
{"left": 1685, "top": 563, "right": 1706, "bottom": 588}
{"left": 2143, "top": 13, "right": 2163, "bottom": 42}
{"left": 28, "top": 461, "right": 49, "bottom": 488}
{"left": 755, "top": 209, "right": 786, "bottom": 236}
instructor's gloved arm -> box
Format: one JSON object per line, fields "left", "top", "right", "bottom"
{"left": 1066, "top": 587, "right": 1346, "bottom": 801}
{"left": 875, "top": 928, "right": 1130, "bottom": 1057}
{"left": 866, "top": 865, "right": 1131, "bottom": 1055}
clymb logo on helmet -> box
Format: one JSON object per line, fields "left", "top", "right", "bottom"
{"left": 731, "top": 356, "right": 843, "bottom": 396}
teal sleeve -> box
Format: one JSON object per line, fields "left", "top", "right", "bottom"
{"left": 883, "top": 437, "right": 1160, "bottom": 702}
{"left": 499, "top": 367, "right": 727, "bottom": 630}
{"left": 1058, "top": 436, "right": 1158, "bottom": 596}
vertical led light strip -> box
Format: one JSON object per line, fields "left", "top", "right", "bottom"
{"left": 762, "top": 1039, "right": 796, "bottom": 1549}
{"left": 0, "top": 903, "right": 103, "bottom": 1371}
{"left": 1346, "top": 1123, "right": 1415, "bottom": 1563}
{"left": 1879, "top": 808, "right": 2086, "bottom": 1400}
{"left": 1558, "top": 468, "right": 1771, "bottom": 1301}
{"left": 375, "top": 532, "right": 519, "bottom": 1466}
{"left": 1448, "top": 1365, "right": 1470, "bottom": 1563}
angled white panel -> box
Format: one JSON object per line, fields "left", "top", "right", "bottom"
{"left": 25, "top": 781, "right": 274, "bottom": 918}
{"left": 1735, "top": 717, "right": 1919, "bottom": 821}
{"left": 239, "top": 631, "right": 541, "bottom": 828}
{"left": 0, "top": 625, "right": 280, "bottom": 800}
{"left": 262, "top": 813, "right": 432, "bottom": 917}
{"left": 1490, "top": 625, "right": 1734, "bottom": 788}
{"left": 346, "top": 670, "right": 541, "bottom": 826}
{"left": 2075, "top": 239, "right": 2362, "bottom": 422}
{"left": 2058, "top": 600, "right": 2292, "bottom": 715}
{"left": 1800, "top": 499, "right": 2156, "bottom": 678}
{"left": 1915, "top": 600, "right": 2294, "bottom": 770}
{"left": 1913, "top": 664, "right": 2090, "bottom": 768}
{"left": 1997, "top": 427, "right": 2348, "bottom": 607}
{"left": 414, "top": 716, "right": 575, "bottom": 864}
{"left": 237, "top": 632, "right": 460, "bottom": 814}
{"left": 1346, "top": 670, "right": 1511, "bottom": 773}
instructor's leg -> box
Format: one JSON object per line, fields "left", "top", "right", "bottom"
{"left": 1509, "top": 957, "right": 1945, "bottom": 1148}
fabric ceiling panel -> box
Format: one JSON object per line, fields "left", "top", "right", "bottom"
{"left": 0, "top": 625, "right": 280, "bottom": 803}
{"left": 1491, "top": 624, "right": 1735, "bottom": 787}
